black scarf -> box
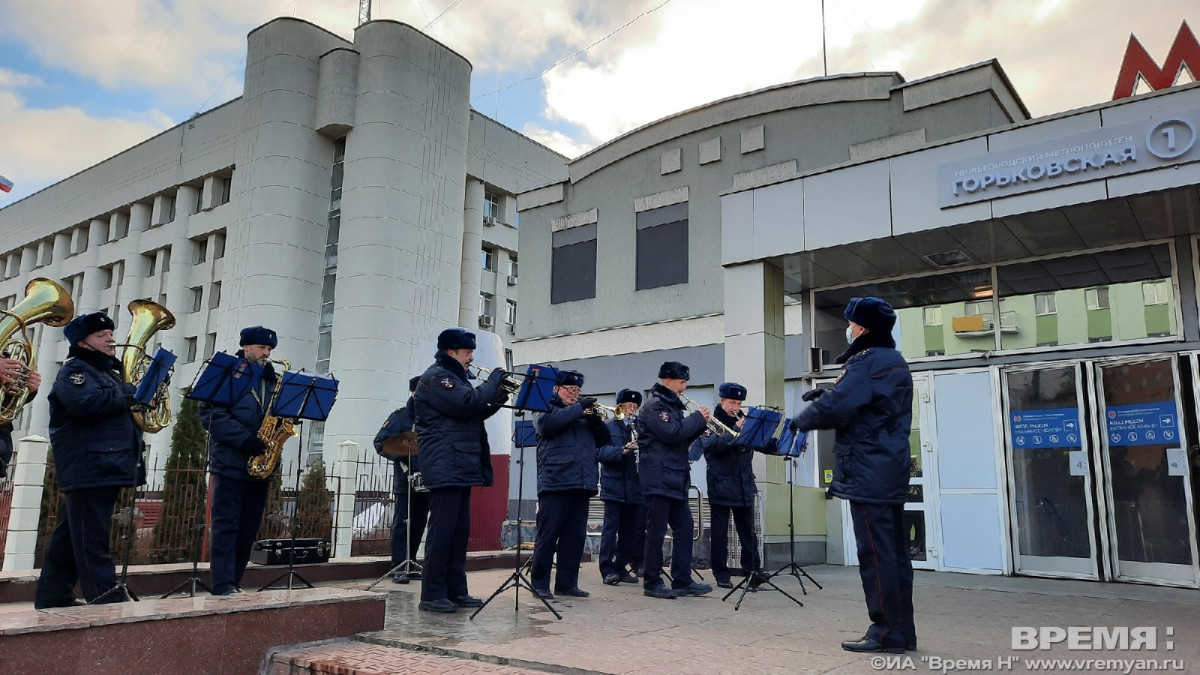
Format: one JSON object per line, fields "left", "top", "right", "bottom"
{"left": 435, "top": 351, "right": 469, "bottom": 381}
{"left": 650, "top": 382, "right": 684, "bottom": 409}
{"left": 834, "top": 327, "right": 897, "bottom": 364}
{"left": 713, "top": 405, "right": 739, "bottom": 428}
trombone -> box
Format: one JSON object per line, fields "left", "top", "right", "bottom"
{"left": 679, "top": 392, "right": 739, "bottom": 438}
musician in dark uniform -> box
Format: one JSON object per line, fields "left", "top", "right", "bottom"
{"left": 637, "top": 361, "right": 712, "bottom": 599}
{"left": 692, "top": 382, "right": 761, "bottom": 589}
{"left": 597, "top": 388, "right": 644, "bottom": 585}
{"left": 35, "top": 312, "right": 144, "bottom": 608}
{"left": 414, "top": 328, "right": 509, "bottom": 613}
{"left": 200, "top": 326, "right": 280, "bottom": 596}
{"left": 373, "top": 376, "right": 429, "bottom": 584}
{"left": 0, "top": 356, "right": 41, "bottom": 475}
{"left": 529, "top": 370, "right": 606, "bottom": 599}
{"left": 792, "top": 297, "right": 915, "bottom": 654}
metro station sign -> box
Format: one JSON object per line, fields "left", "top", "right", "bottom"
{"left": 1113, "top": 21, "right": 1200, "bottom": 100}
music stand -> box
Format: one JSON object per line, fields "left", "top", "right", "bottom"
{"left": 90, "top": 503, "right": 140, "bottom": 604}
{"left": 759, "top": 431, "right": 823, "bottom": 597}
{"left": 365, "top": 447, "right": 425, "bottom": 592}
{"left": 134, "top": 348, "right": 176, "bottom": 407}
{"left": 471, "top": 365, "right": 562, "bottom": 620}
{"left": 259, "top": 370, "right": 338, "bottom": 592}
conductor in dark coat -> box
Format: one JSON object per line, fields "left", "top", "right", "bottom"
{"left": 792, "top": 297, "right": 915, "bottom": 654}
{"left": 413, "top": 328, "right": 509, "bottom": 613}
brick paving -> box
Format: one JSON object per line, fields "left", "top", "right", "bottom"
{"left": 272, "top": 641, "right": 546, "bottom": 674}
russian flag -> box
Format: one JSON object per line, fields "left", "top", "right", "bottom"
{"left": 0, "top": 175, "right": 12, "bottom": 193}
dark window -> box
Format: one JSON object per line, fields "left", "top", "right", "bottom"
{"left": 636, "top": 202, "right": 688, "bottom": 290}
{"left": 551, "top": 223, "right": 597, "bottom": 304}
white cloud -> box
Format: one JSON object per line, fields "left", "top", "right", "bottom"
{"left": 0, "top": 68, "right": 44, "bottom": 88}
{"left": 520, "top": 123, "right": 593, "bottom": 159}
{"left": 0, "top": 91, "right": 172, "bottom": 196}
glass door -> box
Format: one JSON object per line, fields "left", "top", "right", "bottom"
{"left": 906, "top": 375, "right": 940, "bottom": 570}
{"left": 1002, "top": 363, "right": 1099, "bottom": 579}
{"left": 1094, "top": 356, "right": 1199, "bottom": 587}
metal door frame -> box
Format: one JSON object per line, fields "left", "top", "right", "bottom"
{"left": 1089, "top": 353, "right": 1200, "bottom": 587}
{"left": 1000, "top": 360, "right": 1100, "bottom": 580}
{"left": 908, "top": 374, "right": 943, "bottom": 570}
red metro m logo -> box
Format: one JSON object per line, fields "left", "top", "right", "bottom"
{"left": 1113, "top": 21, "right": 1200, "bottom": 100}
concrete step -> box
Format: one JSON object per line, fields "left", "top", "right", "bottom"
{"left": 270, "top": 640, "right": 553, "bottom": 675}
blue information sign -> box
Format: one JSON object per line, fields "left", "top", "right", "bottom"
{"left": 1104, "top": 401, "right": 1178, "bottom": 447}
{"left": 1009, "top": 407, "right": 1082, "bottom": 449}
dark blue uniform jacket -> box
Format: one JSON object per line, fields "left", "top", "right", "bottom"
{"left": 0, "top": 390, "right": 35, "bottom": 474}
{"left": 635, "top": 384, "right": 707, "bottom": 500}
{"left": 694, "top": 407, "right": 757, "bottom": 508}
{"left": 792, "top": 331, "right": 913, "bottom": 505}
{"left": 373, "top": 396, "right": 420, "bottom": 494}
{"left": 533, "top": 395, "right": 605, "bottom": 496}
{"left": 47, "top": 347, "right": 145, "bottom": 491}
{"left": 200, "top": 351, "right": 278, "bottom": 482}
{"left": 414, "top": 352, "right": 506, "bottom": 490}
{"left": 597, "top": 417, "right": 642, "bottom": 504}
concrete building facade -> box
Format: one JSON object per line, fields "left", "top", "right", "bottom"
{"left": 0, "top": 18, "right": 567, "bottom": 480}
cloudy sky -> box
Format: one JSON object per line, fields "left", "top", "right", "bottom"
{"left": 0, "top": 0, "right": 1195, "bottom": 201}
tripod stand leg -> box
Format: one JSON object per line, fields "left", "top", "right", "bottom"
{"left": 470, "top": 567, "right": 562, "bottom": 620}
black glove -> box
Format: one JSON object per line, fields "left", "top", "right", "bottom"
{"left": 240, "top": 435, "right": 266, "bottom": 455}
{"left": 578, "top": 397, "right": 597, "bottom": 409}
{"left": 487, "top": 368, "right": 509, "bottom": 384}
{"left": 491, "top": 387, "right": 510, "bottom": 405}
{"left": 788, "top": 418, "right": 802, "bottom": 432}
{"left": 801, "top": 388, "right": 826, "bottom": 402}
{"left": 758, "top": 437, "right": 779, "bottom": 455}
{"left": 121, "top": 382, "right": 140, "bottom": 406}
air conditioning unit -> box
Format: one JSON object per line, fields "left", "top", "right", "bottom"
{"left": 483, "top": 215, "right": 496, "bottom": 226}
{"left": 507, "top": 275, "right": 517, "bottom": 286}
{"left": 478, "top": 315, "right": 494, "bottom": 328}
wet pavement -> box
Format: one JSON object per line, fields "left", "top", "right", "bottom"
{"left": 315, "top": 563, "right": 1200, "bottom": 674}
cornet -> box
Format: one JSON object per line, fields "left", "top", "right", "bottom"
{"left": 679, "top": 392, "right": 739, "bottom": 438}
{"left": 467, "top": 363, "right": 522, "bottom": 394}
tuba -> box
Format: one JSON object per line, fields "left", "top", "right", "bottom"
{"left": 0, "top": 278, "right": 75, "bottom": 424}
{"left": 118, "top": 299, "right": 176, "bottom": 433}
{"left": 247, "top": 359, "right": 299, "bottom": 479}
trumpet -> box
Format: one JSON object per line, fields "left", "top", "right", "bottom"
{"left": 679, "top": 392, "right": 739, "bottom": 438}
{"left": 467, "top": 363, "right": 521, "bottom": 395}
{"left": 582, "top": 400, "right": 622, "bottom": 420}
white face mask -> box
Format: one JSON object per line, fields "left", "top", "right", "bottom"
{"left": 846, "top": 326, "right": 855, "bottom": 344}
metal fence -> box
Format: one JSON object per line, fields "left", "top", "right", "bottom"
{"left": 352, "top": 453, "right": 394, "bottom": 556}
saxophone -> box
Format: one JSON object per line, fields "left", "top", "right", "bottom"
{"left": 246, "top": 359, "right": 298, "bottom": 479}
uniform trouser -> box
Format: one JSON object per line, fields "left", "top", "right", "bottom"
{"left": 850, "top": 501, "right": 916, "bottom": 650}
{"left": 35, "top": 486, "right": 123, "bottom": 607}
{"left": 598, "top": 500, "right": 643, "bottom": 577}
{"left": 421, "top": 486, "right": 472, "bottom": 602}
{"left": 530, "top": 490, "right": 591, "bottom": 591}
{"left": 209, "top": 475, "right": 270, "bottom": 594}
{"left": 391, "top": 488, "right": 431, "bottom": 567}
{"left": 709, "top": 503, "right": 760, "bottom": 581}
{"left": 642, "top": 495, "right": 694, "bottom": 589}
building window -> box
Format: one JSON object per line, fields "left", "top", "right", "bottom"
{"left": 213, "top": 233, "right": 226, "bottom": 259}
{"left": 316, "top": 139, "right": 345, "bottom": 375}
{"left": 184, "top": 337, "right": 198, "bottom": 363}
{"left": 925, "top": 349, "right": 945, "bottom": 357}
{"left": 1035, "top": 293, "right": 1056, "bottom": 315}
{"left": 508, "top": 255, "right": 518, "bottom": 279}
{"left": 481, "top": 245, "right": 495, "bottom": 271}
{"left": 210, "top": 281, "right": 221, "bottom": 308}
{"left": 74, "top": 227, "right": 90, "bottom": 255}
{"left": 0, "top": 295, "right": 14, "bottom": 311}
{"left": 189, "top": 286, "right": 203, "bottom": 312}
{"left": 480, "top": 293, "right": 494, "bottom": 320}
{"left": 1085, "top": 287, "right": 1110, "bottom": 310}
{"left": 193, "top": 238, "right": 207, "bottom": 264}
{"left": 1142, "top": 280, "right": 1169, "bottom": 305}
{"left": 485, "top": 191, "right": 500, "bottom": 224}
{"left": 551, "top": 223, "right": 597, "bottom": 304}
{"left": 635, "top": 202, "right": 688, "bottom": 290}
{"left": 922, "top": 307, "right": 941, "bottom": 326}
{"left": 963, "top": 299, "right": 991, "bottom": 316}
{"left": 217, "top": 177, "right": 232, "bottom": 206}
{"left": 506, "top": 300, "right": 517, "bottom": 334}
{"left": 193, "top": 186, "right": 203, "bottom": 215}
{"left": 204, "top": 332, "right": 216, "bottom": 359}
{"left": 101, "top": 264, "right": 116, "bottom": 289}
{"left": 161, "top": 247, "right": 171, "bottom": 273}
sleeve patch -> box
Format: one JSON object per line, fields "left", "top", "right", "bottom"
{"left": 658, "top": 410, "right": 671, "bottom": 423}
{"left": 68, "top": 372, "right": 86, "bottom": 386}
{"left": 439, "top": 376, "right": 455, "bottom": 389}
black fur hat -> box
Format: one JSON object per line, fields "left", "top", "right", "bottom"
{"left": 658, "top": 361, "right": 690, "bottom": 381}
{"left": 239, "top": 326, "right": 278, "bottom": 348}
{"left": 616, "top": 389, "right": 642, "bottom": 405}
{"left": 556, "top": 370, "right": 585, "bottom": 388}
{"left": 437, "top": 328, "right": 476, "bottom": 350}
{"left": 718, "top": 382, "right": 747, "bottom": 401}
{"left": 844, "top": 296, "right": 897, "bottom": 333}
{"left": 63, "top": 312, "right": 115, "bottom": 344}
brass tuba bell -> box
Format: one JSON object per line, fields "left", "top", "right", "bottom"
{"left": 117, "top": 299, "right": 176, "bottom": 433}
{"left": 0, "top": 278, "right": 75, "bottom": 424}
